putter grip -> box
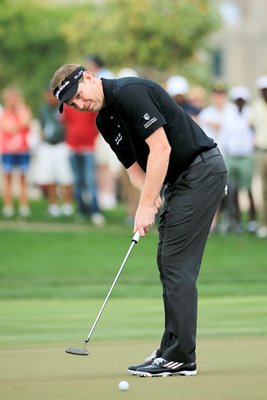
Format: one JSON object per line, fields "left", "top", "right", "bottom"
{"left": 132, "top": 231, "right": 140, "bottom": 243}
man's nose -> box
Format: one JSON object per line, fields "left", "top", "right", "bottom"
{"left": 73, "top": 99, "right": 84, "bottom": 110}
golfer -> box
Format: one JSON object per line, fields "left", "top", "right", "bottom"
{"left": 50, "top": 65, "right": 227, "bottom": 377}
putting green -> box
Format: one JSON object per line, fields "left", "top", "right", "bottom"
{"left": 1, "top": 337, "right": 267, "bottom": 400}
{"left": 1, "top": 297, "right": 267, "bottom": 399}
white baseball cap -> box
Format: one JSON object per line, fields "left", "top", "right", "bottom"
{"left": 256, "top": 75, "right": 267, "bottom": 90}
{"left": 166, "top": 75, "right": 189, "bottom": 96}
{"left": 117, "top": 68, "right": 139, "bottom": 78}
{"left": 229, "top": 86, "right": 250, "bottom": 101}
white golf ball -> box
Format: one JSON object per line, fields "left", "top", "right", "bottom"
{"left": 118, "top": 380, "right": 129, "bottom": 391}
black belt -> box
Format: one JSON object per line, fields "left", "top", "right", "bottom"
{"left": 189, "top": 147, "right": 221, "bottom": 167}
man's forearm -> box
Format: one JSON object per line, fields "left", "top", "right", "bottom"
{"left": 139, "top": 145, "right": 169, "bottom": 207}
{"left": 127, "top": 162, "right": 145, "bottom": 191}
{"left": 139, "top": 127, "right": 171, "bottom": 207}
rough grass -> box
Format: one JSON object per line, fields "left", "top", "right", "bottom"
{"left": 0, "top": 224, "right": 266, "bottom": 298}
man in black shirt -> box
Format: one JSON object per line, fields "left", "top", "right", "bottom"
{"left": 51, "top": 64, "right": 227, "bottom": 377}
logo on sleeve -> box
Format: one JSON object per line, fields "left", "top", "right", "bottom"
{"left": 143, "top": 113, "right": 157, "bottom": 129}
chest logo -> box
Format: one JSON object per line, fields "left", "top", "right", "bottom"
{"left": 115, "top": 133, "right": 122, "bottom": 145}
{"left": 143, "top": 113, "right": 150, "bottom": 120}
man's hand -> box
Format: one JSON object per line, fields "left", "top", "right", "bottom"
{"left": 134, "top": 204, "right": 156, "bottom": 236}
{"left": 134, "top": 195, "right": 162, "bottom": 236}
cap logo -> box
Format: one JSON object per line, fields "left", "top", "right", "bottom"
{"left": 53, "top": 66, "right": 86, "bottom": 102}
{"left": 55, "top": 80, "right": 70, "bottom": 99}
{"left": 74, "top": 69, "right": 84, "bottom": 80}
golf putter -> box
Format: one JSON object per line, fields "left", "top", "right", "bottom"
{"left": 65, "top": 231, "right": 140, "bottom": 356}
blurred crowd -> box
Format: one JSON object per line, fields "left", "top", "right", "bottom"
{"left": 0, "top": 55, "right": 267, "bottom": 237}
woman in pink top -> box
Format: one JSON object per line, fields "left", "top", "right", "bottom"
{"left": 0, "top": 87, "right": 32, "bottom": 217}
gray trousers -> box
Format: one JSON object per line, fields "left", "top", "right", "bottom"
{"left": 157, "top": 149, "right": 227, "bottom": 363}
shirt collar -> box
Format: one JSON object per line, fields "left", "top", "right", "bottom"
{"left": 101, "top": 78, "right": 115, "bottom": 108}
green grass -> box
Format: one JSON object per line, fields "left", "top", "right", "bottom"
{"left": 0, "top": 220, "right": 266, "bottom": 345}
{"left": 0, "top": 223, "right": 266, "bottom": 298}
{"left": 1, "top": 337, "right": 267, "bottom": 400}
{"left": 1, "top": 296, "right": 267, "bottom": 346}
{"left": 0, "top": 197, "right": 127, "bottom": 225}
{"left": 1, "top": 208, "right": 267, "bottom": 400}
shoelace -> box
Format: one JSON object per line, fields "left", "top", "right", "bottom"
{"left": 145, "top": 350, "right": 157, "bottom": 363}
{"left": 152, "top": 357, "right": 167, "bottom": 366}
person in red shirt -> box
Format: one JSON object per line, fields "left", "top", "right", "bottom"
{"left": 62, "top": 105, "right": 105, "bottom": 225}
{"left": 0, "top": 87, "right": 32, "bottom": 217}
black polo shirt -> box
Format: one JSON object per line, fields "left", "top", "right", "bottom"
{"left": 96, "top": 77, "right": 215, "bottom": 184}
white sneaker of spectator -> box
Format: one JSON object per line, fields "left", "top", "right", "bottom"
{"left": 91, "top": 212, "right": 106, "bottom": 227}
{"left": 19, "top": 206, "right": 31, "bottom": 217}
{"left": 48, "top": 204, "right": 61, "bottom": 217}
{"left": 61, "top": 203, "right": 74, "bottom": 216}
{"left": 247, "top": 220, "right": 257, "bottom": 233}
{"left": 257, "top": 226, "right": 267, "bottom": 238}
{"left": 99, "top": 193, "right": 117, "bottom": 210}
{"left": 2, "top": 206, "right": 14, "bottom": 218}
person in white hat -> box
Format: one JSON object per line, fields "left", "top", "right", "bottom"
{"left": 165, "top": 75, "right": 200, "bottom": 118}
{"left": 197, "top": 81, "right": 235, "bottom": 233}
{"left": 249, "top": 75, "right": 267, "bottom": 237}
{"left": 221, "top": 86, "right": 257, "bottom": 233}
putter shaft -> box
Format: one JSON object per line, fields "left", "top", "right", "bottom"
{"left": 66, "top": 231, "right": 140, "bottom": 356}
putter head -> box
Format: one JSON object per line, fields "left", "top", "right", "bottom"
{"left": 65, "top": 347, "right": 90, "bottom": 356}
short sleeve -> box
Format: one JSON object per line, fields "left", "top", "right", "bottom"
{"left": 117, "top": 84, "right": 166, "bottom": 140}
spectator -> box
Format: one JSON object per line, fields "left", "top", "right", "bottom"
{"left": 249, "top": 75, "right": 267, "bottom": 238}
{"left": 86, "top": 54, "right": 114, "bottom": 79}
{"left": 165, "top": 75, "right": 200, "bottom": 118}
{"left": 0, "top": 87, "right": 32, "bottom": 217}
{"left": 221, "top": 86, "right": 256, "bottom": 233}
{"left": 85, "top": 54, "right": 120, "bottom": 210}
{"left": 188, "top": 85, "right": 207, "bottom": 114}
{"left": 34, "top": 87, "right": 74, "bottom": 217}
{"left": 198, "top": 81, "right": 236, "bottom": 232}
{"left": 62, "top": 105, "right": 105, "bottom": 226}
{"left": 198, "top": 81, "right": 236, "bottom": 152}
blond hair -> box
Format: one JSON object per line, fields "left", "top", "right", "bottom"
{"left": 50, "top": 64, "right": 82, "bottom": 91}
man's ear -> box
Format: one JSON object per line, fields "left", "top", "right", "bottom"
{"left": 83, "top": 70, "right": 93, "bottom": 81}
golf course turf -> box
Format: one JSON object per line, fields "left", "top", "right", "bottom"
{"left": 1, "top": 336, "right": 267, "bottom": 400}
{"left": 0, "top": 219, "right": 266, "bottom": 399}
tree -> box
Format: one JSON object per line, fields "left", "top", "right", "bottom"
{"left": 0, "top": 2, "right": 70, "bottom": 112}
{"left": 62, "top": 0, "right": 221, "bottom": 81}
{"left": 0, "top": 0, "right": 221, "bottom": 112}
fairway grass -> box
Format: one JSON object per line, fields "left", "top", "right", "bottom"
{"left": 1, "top": 296, "right": 267, "bottom": 346}
{"left": 1, "top": 337, "right": 267, "bottom": 400}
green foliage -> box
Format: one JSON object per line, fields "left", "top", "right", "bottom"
{"left": 0, "top": 0, "right": 221, "bottom": 113}
{"left": 0, "top": 2, "right": 71, "bottom": 113}
{"left": 63, "top": 0, "right": 221, "bottom": 76}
